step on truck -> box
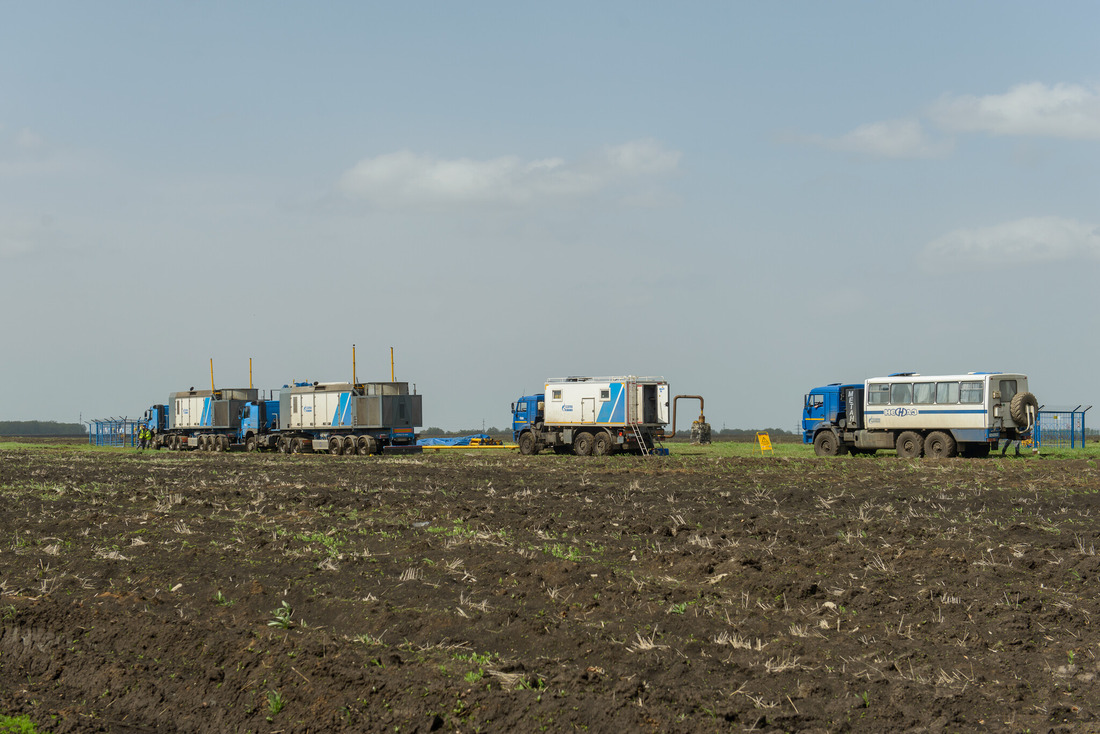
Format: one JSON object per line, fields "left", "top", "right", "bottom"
{"left": 512, "top": 376, "right": 670, "bottom": 456}
{"left": 802, "top": 372, "right": 1038, "bottom": 458}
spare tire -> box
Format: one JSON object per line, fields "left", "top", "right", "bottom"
{"left": 1010, "top": 391, "right": 1039, "bottom": 426}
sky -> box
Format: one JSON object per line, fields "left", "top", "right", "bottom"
{"left": 2, "top": 2, "right": 1099, "bottom": 432}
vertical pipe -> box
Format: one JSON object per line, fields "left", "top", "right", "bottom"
{"left": 249, "top": 358, "right": 253, "bottom": 390}
{"left": 390, "top": 346, "right": 395, "bottom": 382}
{"left": 353, "top": 344, "right": 358, "bottom": 387}
{"left": 210, "top": 358, "right": 215, "bottom": 392}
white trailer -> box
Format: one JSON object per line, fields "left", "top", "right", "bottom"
{"left": 512, "top": 376, "right": 670, "bottom": 455}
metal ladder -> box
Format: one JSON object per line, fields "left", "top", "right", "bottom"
{"left": 631, "top": 423, "right": 651, "bottom": 456}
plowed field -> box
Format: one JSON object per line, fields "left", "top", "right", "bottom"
{"left": 2, "top": 444, "right": 1099, "bottom": 733}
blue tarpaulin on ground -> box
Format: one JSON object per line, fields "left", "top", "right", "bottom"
{"left": 417, "top": 433, "right": 492, "bottom": 446}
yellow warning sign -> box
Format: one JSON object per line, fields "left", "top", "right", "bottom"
{"left": 756, "top": 432, "right": 773, "bottom": 456}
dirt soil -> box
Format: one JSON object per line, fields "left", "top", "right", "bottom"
{"left": 2, "top": 446, "right": 1100, "bottom": 733}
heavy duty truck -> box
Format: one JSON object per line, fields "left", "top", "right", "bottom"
{"left": 802, "top": 372, "right": 1038, "bottom": 458}
{"left": 512, "top": 376, "right": 671, "bottom": 456}
{"left": 147, "top": 381, "right": 421, "bottom": 455}
{"left": 143, "top": 350, "right": 422, "bottom": 455}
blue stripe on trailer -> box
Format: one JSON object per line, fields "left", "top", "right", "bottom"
{"left": 200, "top": 397, "right": 212, "bottom": 426}
{"left": 865, "top": 409, "right": 986, "bottom": 415}
{"left": 332, "top": 392, "right": 353, "bottom": 426}
{"left": 596, "top": 382, "right": 625, "bottom": 423}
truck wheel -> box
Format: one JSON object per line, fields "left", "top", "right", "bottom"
{"left": 925, "top": 431, "right": 956, "bottom": 458}
{"left": 328, "top": 437, "right": 343, "bottom": 455}
{"left": 518, "top": 432, "right": 537, "bottom": 455}
{"left": 896, "top": 431, "right": 923, "bottom": 458}
{"left": 593, "top": 431, "right": 613, "bottom": 456}
{"left": 1010, "top": 391, "right": 1039, "bottom": 426}
{"left": 278, "top": 436, "right": 290, "bottom": 454}
{"left": 573, "top": 432, "right": 594, "bottom": 456}
{"left": 216, "top": 435, "right": 229, "bottom": 452}
{"left": 813, "top": 430, "right": 840, "bottom": 457}
{"left": 343, "top": 436, "right": 357, "bottom": 455}
{"left": 245, "top": 436, "right": 258, "bottom": 452}
{"left": 357, "top": 436, "right": 376, "bottom": 455}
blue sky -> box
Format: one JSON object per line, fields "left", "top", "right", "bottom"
{"left": 2, "top": 2, "right": 1098, "bottom": 430}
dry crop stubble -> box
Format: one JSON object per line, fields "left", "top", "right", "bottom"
{"left": 1, "top": 444, "right": 1100, "bottom": 731}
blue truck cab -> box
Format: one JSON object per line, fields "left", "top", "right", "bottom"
{"left": 238, "top": 399, "right": 281, "bottom": 451}
{"left": 143, "top": 405, "right": 169, "bottom": 442}
{"left": 802, "top": 383, "right": 862, "bottom": 445}
{"left": 512, "top": 394, "right": 544, "bottom": 442}
{"left": 143, "top": 404, "right": 169, "bottom": 433}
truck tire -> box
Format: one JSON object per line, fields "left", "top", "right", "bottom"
{"left": 593, "top": 431, "right": 614, "bottom": 456}
{"left": 1010, "top": 391, "right": 1039, "bottom": 426}
{"left": 217, "top": 435, "right": 229, "bottom": 452}
{"left": 343, "top": 436, "right": 357, "bottom": 455}
{"left": 328, "top": 437, "right": 343, "bottom": 455}
{"left": 357, "top": 436, "right": 376, "bottom": 455}
{"left": 278, "top": 436, "right": 290, "bottom": 454}
{"left": 573, "top": 432, "right": 594, "bottom": 456}
{"left": 518, "top": 432, "right": 537, "bottom": 455}
{"left": 245, "top": 436, "right": 258, "bottom": 452}
{"left": 896, "top": 431, "right": 923, "bottom": 459}
{"left": 813, "top": 430, "right": 841, "bottom": 457}
{"left": 924, "top": 431, "right": 956, "bottom": 458}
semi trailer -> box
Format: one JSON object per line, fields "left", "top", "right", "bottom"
{"left": 802, "top": 372, "right": 1038, "bottom": 458}
{"left": 145, "top": 381, "right": 422, "bottom": 455}
{"left": 512, "top": 376, "right": 670, "bottom": 456}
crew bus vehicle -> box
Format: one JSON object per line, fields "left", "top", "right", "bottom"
{"left": 802, "top": 372, "right": 1038, "bottom": 458}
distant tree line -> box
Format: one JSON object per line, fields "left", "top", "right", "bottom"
{"left": 0, "top": 421, "right": 87, "bottom": 436}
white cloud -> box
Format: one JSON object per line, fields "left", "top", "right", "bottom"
{"left": 337, "top": 139, "right": 680, "bottom": 207}
{"left": 0, "top": 235, "right": 34, "bottom": 259}
{"left": 16, "top": 127, "right": 44, "bottom": 150}
{"left": 929, "top": 82, "right": 1100, "bottom": 140}
{"left": 924, "top": 216, "right": 1100, "bottom": 266}
{"left": 807, "top": 118, "right": 952, "bottom": 159}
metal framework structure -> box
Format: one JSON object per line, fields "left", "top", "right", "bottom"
{"left": 87, "top": 418, "right": 142, "bottom": 447}
{"left": 1034, "top": 405, "right": 1092, "bottom": 449}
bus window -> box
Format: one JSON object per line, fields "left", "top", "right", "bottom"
{"left": 868, "top": 384, "right": 890, "bottom": 405}
{"left": 960, "top": 381, "right": 983, "bottom": 403}
{"left": 891, "top": 383, "right": 912, "bottom": 404}
{"left": 913, "top": 383, "right": 934, "bottom": 404}
{"left": 936, "top": 382, "right": 959, "bottom": 404}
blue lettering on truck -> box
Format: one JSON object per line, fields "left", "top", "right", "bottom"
{"left": 562, "top": 405, "right": 573, "bottom": 412}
